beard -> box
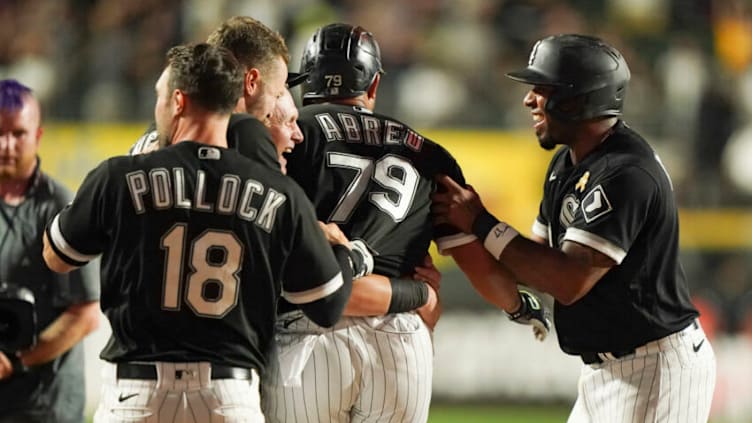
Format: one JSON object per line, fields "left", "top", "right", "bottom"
{"left": 0, "top": 154, "right": 35, "bottom": 180}
{"left": 538, "top": 133, "right": 557, "bottom": 151}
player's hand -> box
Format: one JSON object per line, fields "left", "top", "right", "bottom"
{"left": 0, "top": 351, "right": 14, "bottom": 380}
{"left": 432, "top": 175, "right": 486, "bottom": 234}
{"left": 416, "top": 282, "right": 442, "bottom": 331}
{"left": 506, "top": 289, "right": 552, "bottom": 342}
{"left": 413, "top": 255, "right": 441, "bottom": 292}
{"left": 318, "top": 221, "right": 350, "bottom": 246}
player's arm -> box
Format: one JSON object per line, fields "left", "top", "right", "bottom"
{"left": 284, "top": 202, "right": 354, "bottom": 328}
{"left": 433, "top": 174, "right": 616, "bottom": 305}
{"left": 295, "top": 244, "right": 354, "bottom": 328}
{"left": 501, "top": 237, "right": 613, "bottom": 305}
{"left": 342, "top": 255, "right": 440, "bottom": 317}
{"left": 44, "top": 164, "right": 108, "bottom": 274}
{"left": 442, "top": 240, "right": 551, "bottom": 340}
{"left": 42, "top": 231, "right": 77, "bottom": 273}
{"left": 317, "top": 222, "right": 440, "bottom": 319}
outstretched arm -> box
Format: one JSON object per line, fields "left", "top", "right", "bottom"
{"left": 317, "top": 222, "right": 441, "bottom": 323}
{"left": 447, "top": 241, "right": 551, "bottom": 341}
{"left": 433, "top": 174, "right": 613, "bottom": 305}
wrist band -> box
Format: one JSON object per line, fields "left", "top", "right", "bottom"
{"left": 387, "top": 278, "right": 429, "bottom": 314}
{"left": 472, "top": 209, "right": 519, "bottom": 259}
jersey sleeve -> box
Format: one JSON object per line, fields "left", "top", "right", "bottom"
{"left": 227, "top": 114, "right": 281, "bottom": 171}
{"left": 280, "top": 188, "right": 344, "bottom": 305}
{"left": 563, "top": 166, "right": 655, "bottom": 264}
{"left": 434, "top": 150, "right": 477, "bottom": 254}
{"left": 46, "top": 161, "right": 112, "bottom": 267}
{"left": 47, "top": 179, "right": 101, "bottom": 302}
{"left": 532, "top": 201, "right": 549, "bottom": 241}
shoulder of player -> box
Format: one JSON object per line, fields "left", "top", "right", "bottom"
{"left": 228, "top": 113, "right": 272, "bottom": 142}
{"left": 229, "top": 113, "right": 266, "bottom": 132}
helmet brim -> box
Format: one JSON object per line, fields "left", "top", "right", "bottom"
{"left": 505, "top": 68, "right": 571, "bottom": 87}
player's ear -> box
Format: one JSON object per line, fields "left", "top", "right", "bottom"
{"left": 245, "top": 68, "right": 261, "bottom": 97}
{"left": 173, "top": 89, "right": 186, "bottom": 115}
{"left": 366, "top": 73, "right": 380, "bottom": 101}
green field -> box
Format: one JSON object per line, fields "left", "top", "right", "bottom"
{"left": 428, "top": 403, "right": 570, "bottom": 423}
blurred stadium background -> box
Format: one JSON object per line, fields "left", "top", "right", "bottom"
{"left": 4, "top": 0, "right": 752, "bottom": 421}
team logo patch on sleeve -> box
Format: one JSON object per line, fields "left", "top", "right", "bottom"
{"left": 581, "top": 185, "right": 613, "bottom": 223}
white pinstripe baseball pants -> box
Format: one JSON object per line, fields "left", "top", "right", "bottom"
{"left": 262, "top": 311, "right": 434, "bottom": 423}
{"left": 567, "top": 320, "right": 716, "bottom": 423}
{"left": 93, "top": 362, "right": 264, "bottom": 423}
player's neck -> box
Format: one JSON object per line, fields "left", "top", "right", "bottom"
{"left": 171, "top": 115, "right": 230, "bottom": 148}
{"left": 332, "top": 95, "right": 374, "bottom": 112}
{"left": 568, "top": 118, "right": 617, "bottom": 164}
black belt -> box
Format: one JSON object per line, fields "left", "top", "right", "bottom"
{"left": 579, "top": 320, "right": 700, "bottom": 365}
{"left": 579, "top": 350, "right": 634, "bottom": 364}
{"left": 116, "top": 363, "right": 253, "bottom": 380}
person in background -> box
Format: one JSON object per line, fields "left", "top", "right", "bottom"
{"left": 0, "top": 79, "right": 100, "bottom": 423}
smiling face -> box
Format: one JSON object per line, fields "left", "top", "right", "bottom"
{"left": 268, "top": 91, "right": 303, "bottom": 174}
{"left": 245, "top": 56, "right": 289, "bottom": 125}
{"left": 523, "top": 85, "right": 583, "bottom": 151}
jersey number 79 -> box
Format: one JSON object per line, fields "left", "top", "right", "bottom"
{"left": 326, "top": 152, "right": 419, "bottom": 223}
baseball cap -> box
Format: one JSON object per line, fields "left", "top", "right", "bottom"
{"left": 286, "top": 72, "right": 309, "bottom": 88}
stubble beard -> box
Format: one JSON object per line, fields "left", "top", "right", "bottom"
{"left": 537, "top": 131, "right": 557, "bottom": 151}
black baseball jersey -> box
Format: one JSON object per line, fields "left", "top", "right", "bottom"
{"left": 130, "top": 114, "right": 280, "bottom": 172}
{"left": 286, "top": 103, "right": 473, "bottom": 277}
{"left": 0, "top": 163, "right": 99, "bottom": 422}
{"left": 47, "top": 142, "right": 342, "bottom": 373}
{"left": 532, "top": 121, "right": 698, "bottom": 354}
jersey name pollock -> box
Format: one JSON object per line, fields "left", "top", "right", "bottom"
{"left": 125, "top": 167, "right": 285, "bottom": 232}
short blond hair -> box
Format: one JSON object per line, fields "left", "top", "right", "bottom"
{"left": 206, "top": 16, "right": 289, "bottom": 73}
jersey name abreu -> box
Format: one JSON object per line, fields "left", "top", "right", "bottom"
{"left": 313, "top": 108, "right": 424, "bottom": 151}
{"left": 125, "top": 166, "right": 285, "bottom": 232}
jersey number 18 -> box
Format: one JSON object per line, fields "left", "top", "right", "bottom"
{"left": 160, "top": 223, "right": 242, "bottom": 318}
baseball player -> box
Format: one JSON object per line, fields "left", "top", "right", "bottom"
{"left": 433, "top": 34, "right": 716, "bottom": 423}
{"left": 129, "top": 15, "right": 289, "bottom": 173}
{"left": 260, "top": 23, "right": 551, "bottom": 423}
{"left": 42, "top": 43, "right": 355, "bottom": 423}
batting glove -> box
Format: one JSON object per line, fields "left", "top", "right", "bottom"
{"left": 506, "top": 288, "right": 552, "bottom": 342}
{"left": 349, "top": 239, "right": 374, "bottom": 279}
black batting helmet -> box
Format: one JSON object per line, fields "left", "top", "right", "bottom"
{"left": 300, "top": 23, "right": 383, "bottom": 104}
{"left": 506, "top": 34, "right": 630, "bottom": 121}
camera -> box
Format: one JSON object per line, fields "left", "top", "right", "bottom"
{"left": 0, "top": 282, "right": 37, "bottom": 353}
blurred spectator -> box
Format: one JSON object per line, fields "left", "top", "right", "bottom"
{"left": 693, "top": 252, "right": 752, "bottom": 336}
